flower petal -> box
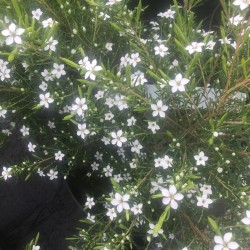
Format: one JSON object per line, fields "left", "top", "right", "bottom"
{"left": 6, "top": 37, "right": 14, "bottom": 45}
{"left": 223, "top": 232, "right": 232, "bottom": 242}
{"left": 214, "top": 236, "right": 223, "bottom": 244}
{"left": 170, "top": 199, "right": 178, "bottom": 209}
{"left": 228, "top": 242, "right": 239, "bottom": 249}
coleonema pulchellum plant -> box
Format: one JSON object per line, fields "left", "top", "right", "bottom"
{"left": 0, "top": 0, "right": 250, "bottom": 249}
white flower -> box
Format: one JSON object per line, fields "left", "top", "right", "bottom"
{"left": 111, "top": 130, "right": 127, "bottom": 147}
{"left": 42, "top": 18, "right": 54, "bottom": 28}
{"left": 194, "top": 151, "right": 208, "bottom": 166}
{"left": 151, "top": 100, "right": 168, "bottom": 118}
{"left": 131, "top": 204, "right": 143, "bottom": 215}
{"left": 154, "top": 44, "right": 169, "bottom": 57}
{"left": 48, "top": 121, "right": 55, "bottom": 129}
{"left": 111, "top": 193, "right": 130, "bottom": 213}
{"left": 103, "top": 165, "right": 113, "bottom": 177}
{"left": 127, "top": 116, "right": 136, "bottom": 126}
{"left": 95, "top": 90, "right": 105, "bottom": 100}
{"left": 147, "top": 223, "right": 163, "bottom": 237}
{"left": 148, "top": 121, "right": 160, "bottom": 134}
{"left": 44, "top": 37, "right": 58, "bottom": 52}
{"left": 86, "top": 212, "right": 95, "bottom": 223}
{"left": 157, "top": 9, "right": 176, "bottom": 19}
{"left": 196, "top": 194, "right": 213, "bottom": 208}
{"left": 0, "top": 106, "right": 7, "bottom": 118}
{"left": 106, "top": 207, "right": 117, "bottom": 220}
{"left": 85, "top": 197, "right": 95, "bottom": 209}
{"left": 131, "top": 70, "right": 148, "bottom": 86}
{"left": 131, "top": 140, "right": 143, "bottom": 154}
{"left": 104, "top": 112, "right": 114, "bottom": 121}
{"left": 28, "top": 142, "right": 36, "bottom": 152}
{"left": 233, "top": 0, "right": 250, "bottom": 10}
{"left": 0, "top": 66, "right": 11, "bottom": 81}
{"left": 2, "top": 167, "right": 12, "bottom": 180}
{"left": 55, "top": 150, "right": 65, "bottom": 161}
{"left": 20, "top": 125, "right": 29, "bottom": 136}
{"left": 129, "top": 53, "right": 141, "bottom": 67}
{"left": 32, "top": 245, "right": 40, "bottom": 250}
{"left": 51, "top": 63, "right": 66, "bottom": 78}
{"left": 39, "top": 92, "right": 54, "bottom": 108}
{"left": 47, "top": 169, "right": 58, "bottom": 180}
{"left": 214, "top": 232, "right": 239, "bottom": 250}
{"left": 1, "top": 23, "right": 25, "bottom": 45}
{"left": 105, "top": 42, "right": 113, "bottom": 51}
{"left": 229, "top": 15, "right": 244, "bottom": 25}
{"left": 161, "top": 185, "right": 184, "bottom": 209}
{"left": 169, "top": 73, "right": 190, "bottom": 93}
{"left": 72, "top": 97, "right": 88, "bottom": 116}
{"left": 206, "top": 40, "right": 216, "bottom": 50}
{"left": 39, "top": 81, "right": 48, "bottom": 91}
{"left": 77, "top": 123, "right": 90, "bottom": 139}
{"left": 106, "top": 0, "right": 121, "bottom": 6}
{"left": 32, "top": 8, "right": 43, "bottom": 20}
{"left": 200, "top": 184, "right": 212, "bottom": 195}
{"left": 78, "top": 56, "right": 90, "bottom": 69}
{"left": 241, "top": 210, "right": 250, "bottom": 225}
{"left": 37, "top": 168, "right": 45, "bottom": 177}
{"left": 120, "top": 54, "right": 130, "bottom": 68}
{"left": 85, "top": 59, "right": 102, "bottom": 80}
{"left": 41, "top": 69, "right": 53, "bottom": 81}
{"left": 185, "top": 42, "right": 204, "bottom": 54}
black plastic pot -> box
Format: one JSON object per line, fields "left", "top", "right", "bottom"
{"left": 0, "top": 129, "right": 85, "bottom": 250}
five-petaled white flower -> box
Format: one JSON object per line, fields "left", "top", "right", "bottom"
{"left": 148, "top": 121, "right": 160, "bottom": 134}
{"left": 129, "top": 53, "right": 141, "bottom": 67}
{"left": 154, "top": 44, "right": 169, "bottom": 57}
{"left": 85, "top": 59, "right": 102, "bottom": 80}
{"left": 71, "top": 97, "right": 88, "bottom": 116}
{"left": 111, "top": 130, "right": 127, "bottom": 147}
{"left": 51, "top": 63, "right": 66, "bottom": 78}
{"left": 39, "top": 92, "right": 54, "bottom": 108}
{"left": 20, "top": 125, "right": 30, "bottom": 136}
{"left": 194, "top": 151, "right": 208, "bottom": 166}
{"left": 44, "top": 37, "right": 58, "bottom": 52}
{"left": 47, "top": 169, "right": 58, "bottom": 180}
{"left": 55, "top": 150, "right": 65, "bottom": 161}
{"left": 131, "top": 203, "right": 143, "bottom": 215}
{"left": 85, "top": 197, "right": 95, "bottom": 209}
{"left": 32, "top": 8, "right": 43, "bottom": 20}
{"left": 2, "top": 167, "right": 12, "bottom": 180}
{"left": 214, "top": 232, "right": 239, "bottom": 250}
{"left": 233, "top": 0, "right": 250, "bottom": 10}
{"left": 241, "top": 210, "right": 250, "bottom": 225}
{"left": 196, "top": 194, "right": 213, "bottom": 208}
{"left": 169, "top": 73, "right": 190, "bottom": 93}
{"left": 1, "top": 23, "right": 25, "bottom": 45}
{"left": 185, "top": 42, "right": 204, "bottom": 54}
{"left": 161, "top": 185, "right": 184, "bottom": 209}
{"left": 106, "top": 207, "right": 117, "bottom": 220}
{"left": 28, "top": 142, "right": 36, "bottom": 152}
{"left": 111, "top": 193, "right": 130, "bottom": 213}
{"left": 77, "top": 123, "right": 90, "bottom": 139}
{"left": 151, "top": 100, "right": 168, "bottom": 118}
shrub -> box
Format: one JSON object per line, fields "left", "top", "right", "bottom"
{"left": 0, "top": 0, "right": 250, "bottom": 249}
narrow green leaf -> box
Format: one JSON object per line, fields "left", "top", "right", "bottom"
{"left": 217, "top": 112, "right": 228, "bottom": 127}
{"left": 60, "top": 57, "right": 79, "bottom": 69}
{"left": 78, "top": 85, "right": 83, "bottom": 98}
{"left": 109, "top": 22, "right": 124, "bottom": 32}
{"left": 126, "top": 210, "right": 129, "bottom": 221}
{"left": 174, "top": 23, "right": 188, "bottom": 44}
{"left": 69, "top": 119, "right": 78, "bottom": 125}
{"left": 147, "top": 70, "right": 162, "bottom": 81}
{"left": 126, "top": 64, "right": 131, "bottom": 86}
{"left": 154, "top": 205, "right": 170, "bottom": 234}
{"left": 11, "top": 0, "right": 22, "bottom": 18}
{"left": 208, "top": 217, "right": 221, "bottom": 235}
{"left": 151, "top": 194, "right": 163, "bottom": 199}
{"left": 77, "top": 79, "right": 97, "bottom": 87}
{"left": 63, "top": 113, "right": 75, "bottom": 120}
{"left": 111, "top": 178, "right": 121, "bottom": 192}
{"left": 136, "top": 0, "right": 142, "bottom": 24}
